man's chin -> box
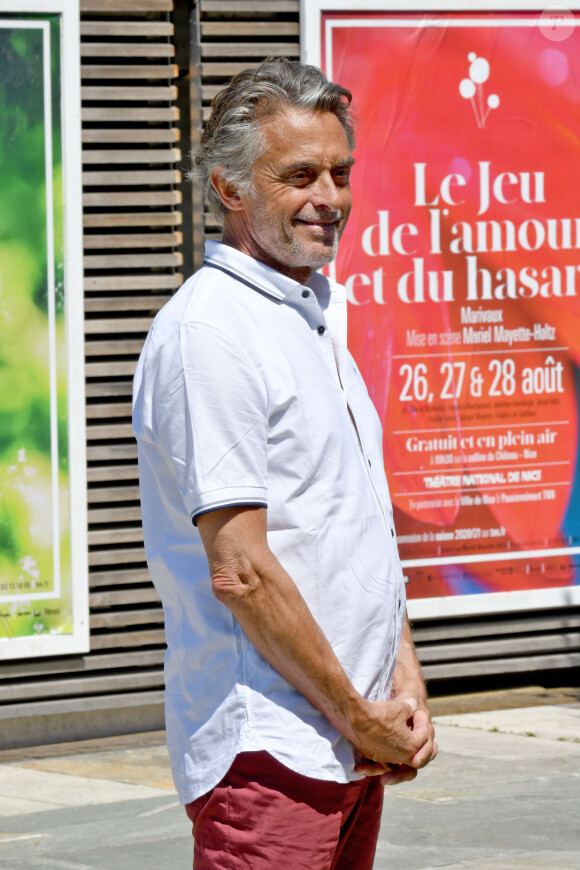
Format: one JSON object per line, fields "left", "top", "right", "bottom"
{"left": 295, "top": 240, "right": 338, "bottom": 270}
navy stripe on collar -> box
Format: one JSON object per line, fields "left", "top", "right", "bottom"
{"left": 203, "top": 260, "right": 284, "bottom": 303}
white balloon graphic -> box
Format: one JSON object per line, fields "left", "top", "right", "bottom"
{"left": 469, "top": 56, "right": 490, "bottom": 84}
{"left": 487, "top": 94, "right": 500, "bottom": 109}
{"left": 459, "top": 78, "right": 476, "bottom": 99}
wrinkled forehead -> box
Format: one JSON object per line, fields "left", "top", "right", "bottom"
{"left": 253, "top": 105, "right": 353, "bottom": 169}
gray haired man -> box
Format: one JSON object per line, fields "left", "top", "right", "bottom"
{"left": 133, "top": 57, "right": 437, "bottom": 869}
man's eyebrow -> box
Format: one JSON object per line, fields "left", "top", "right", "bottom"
{"left": 281, "top": 157, "right": 355, "bottom": 173}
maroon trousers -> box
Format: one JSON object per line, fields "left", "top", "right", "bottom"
{"left": 185, "top": 751, "right": 384, "bottom": 870}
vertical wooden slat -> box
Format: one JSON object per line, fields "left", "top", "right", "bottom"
{"left": 81, "top": 7, "right": 181, "bottom": 674}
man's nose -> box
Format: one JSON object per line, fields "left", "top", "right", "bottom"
{"left": 310, "top": 171, "right": 344, "bottom": 210}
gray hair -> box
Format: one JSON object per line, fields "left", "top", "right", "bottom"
{"left": 192, "top": 56, "right": 355, "bottom": 224}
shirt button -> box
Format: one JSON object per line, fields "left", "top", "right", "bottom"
{"left": 368, "top": 458, "right": 372, "bottom": 467}
{"left": 317, "top": 326, "right": 325, "bottom": 335}
{"left": 302, "top": 289, "right": 309, "bottom": 298}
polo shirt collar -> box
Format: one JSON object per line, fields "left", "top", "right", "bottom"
{"left": 204, "top": 240, "right": 303, "bottom": 302}
{"left": 203, "top": 240, "right": 337, "bottom": 312}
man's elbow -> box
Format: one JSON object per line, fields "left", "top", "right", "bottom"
{"left": 210, "top": 565, "right": 259, "bottom": 609}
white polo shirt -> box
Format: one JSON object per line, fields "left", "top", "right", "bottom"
{"left": 133, "top": 241, "right": 406, "bottom": 804}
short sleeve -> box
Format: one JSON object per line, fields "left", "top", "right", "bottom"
{"left": 151, "top": 321, "right": 269, "bottom": 523}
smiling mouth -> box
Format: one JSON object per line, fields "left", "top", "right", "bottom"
{"left": 295, "top": 218, "right": 339, "bottom": 231}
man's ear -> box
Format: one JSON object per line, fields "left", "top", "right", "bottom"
{"left": 210, "top": 167, "right": 245, "bottom": 212}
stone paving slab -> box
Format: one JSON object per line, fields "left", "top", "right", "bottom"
{"left": 433, "top": 703, "right": 580, "bottom": 742}
{"left": 0, "top": 702, "right": 578, "bottom": 869}
{"left": 13, "top": 744, "right": 175, "bottom": 790}
{"left": 431, "top": 722, "right": 580, "bottom": 759}
{"left": 417, "top": 856, "right": 580, "bottom": 870}
{"left": 0, "top": 765, "right": 171, "bottom": 816}
{"left": 370, "top": 707, "right": 580, "bottom": 870}
{"left": 0, "top": 797, "right": 191, "bottom": 870}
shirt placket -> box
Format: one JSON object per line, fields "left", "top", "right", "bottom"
{"left": 322, "top": 291, "right": 405, "bottom": 687}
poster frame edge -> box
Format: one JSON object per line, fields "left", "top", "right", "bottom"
{"left": 302, "top": 0, "right": 580, "bottom": 621}
{"left": 300, "top": 1, "right": 580, "bottom": 66}
{"left": 0, "top": 0, "right": 88, "bottom": 660}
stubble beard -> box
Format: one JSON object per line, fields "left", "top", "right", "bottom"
{"left": 253, "top": 201, "right": 344, "bottom": 274}
{"left": 284, "top": 226, "right": 340, "bottom": 271}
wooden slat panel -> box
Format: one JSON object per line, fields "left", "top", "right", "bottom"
{"left": 0, "top": 650, "right": 163, "bottom": 681}
{"left": 85, "top": 318, "right": 154, "bottom": 334}
{"left": 82, "top": 107, "right": 179, "bottom": 122}
{"left": 90, "top": 547, "right": 148, "bottom": 568}
{"left": 83, "top": 149, "right": 182, "bottom": 165}
{"left": 202, "top": 0, "right": 298, "bottom": 10}
{"left": 83, "top": 231, "right": 182, "bottom": 249}
{"left": 90, "top": 610, "right": 160, "bottom": 628}
{"left": 83, "top": 191, "right": 181, "bottom": 207}
{"left": 85, "top": 340, "right": 144, "bottom": 357}
{"left": 83, "top": 190, "right": 181, "bottom": 208}
{"left": 202, "top": 61, "right": 260, "bottom": 78}
{"left": 0, "top": 691, "right": 165, "bottom": 718}
{"left": 80, "top": 22, "right": 174, "bottom": 37}
{"left": 202, "top": 84, "right": 225, "bottom": 102}
{"left": 84, "top": 254, "right": 182, "bottom": 271}
{"left": 413, "top": 614, "right": 580, "bottom": 643}
{"left": 90, "top": 610, "right": 164, "bottom": 630}
{"left": 87, "top": 466, "right": 139, "bottom": 484}
{"left": 82, "top": 169, "right": 181, "bottom": 186}
{"left": 85, "top": 293, "right": 171, "bottom": 309}
{"left": 81, "top": 42, "right": 175, "bottom": 58}
{"left": 86, "top": 432, "right": 136, "bottom": 449}
{"left": 85, "top": 382, "right": 133, "bottom": 399}
{"left": 201, "top": 22, "right": 299, "bottom": 37}
{"left": 87, "top": 485, "right": 140, "bottom": 503}
{"left": 86, "top": 358, "right": 139, "bottom": 376}
{"left": 80, "top": 0, "right": 172, "bottom": 10}
{"left": 418, "top": 632, "right": 580, "bottom": 664}
{"left": 86, "top": 420, "right": 135, "bottom": 437}
{"left": 86, "top": 402, "right": 133, "bottom": 418}
{"left": 90, "top": 588, "right": 159, "bottom": 608}
{"left": 84, "top": 212, "right": 181, "bottom": 228}
{"left": 422, "top": 651, "right": 580, "bottom": 680}
{"left": 0, "top": 1, "right": 180, "bottom": 745}
{"left": 82, "top": 85, "right": 178, "bottom": 101}
{"left": 90, "top": 629, "right": 166, "bottom": 650}
{"left": 81, "top": 65, "right": 179, "bottom": 79}
{"left": 0, "top": 671, "right": 164, "bottom": 704}
{"left": 86, "top": 444, "right": 138, "bottom": 461}
{"left": 89, "top": 567, "right": 150, "bottom": 586}
{"left": 200, "top": 41, "right": 298, "bottom": 58}
{"left": 83, "top": 128, "right": 180, "bottom": 143}
{"left": 204, "top": 209, "right": 221, "bottom": 229}
{"left": 88, "top": 547, "right": 144, "bottom": 568}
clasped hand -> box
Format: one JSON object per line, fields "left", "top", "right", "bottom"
{"left": 352, "top": 697, "right": 438, "bottom": 786}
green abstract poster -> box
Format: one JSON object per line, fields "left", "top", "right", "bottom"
{"left": 0, "top": 3, "right": 87, "bottom": 658}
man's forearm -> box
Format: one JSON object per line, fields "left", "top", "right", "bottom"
{"left": 387, "top": 612, "right": 438, "bottom": 773}
{"left": 391, "top": 614, "right": 428, "bottom": 706}
{"left": 197, "top": 506, "right": 428, "bottom": 766}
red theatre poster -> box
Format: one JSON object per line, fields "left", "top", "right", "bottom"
{"left": 309, "top": 5, "right": 580, "bottom": 616}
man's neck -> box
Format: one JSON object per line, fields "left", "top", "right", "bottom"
{"left": 220, "top": 224, "right": 314, "bottom": 287}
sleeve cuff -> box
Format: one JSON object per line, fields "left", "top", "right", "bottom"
{"left": 190, "top": 488, "right": 268, "bottom": 526}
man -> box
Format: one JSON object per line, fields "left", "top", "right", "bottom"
{"left": 133, "top": 57, "right": 437, "bottom": 869}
